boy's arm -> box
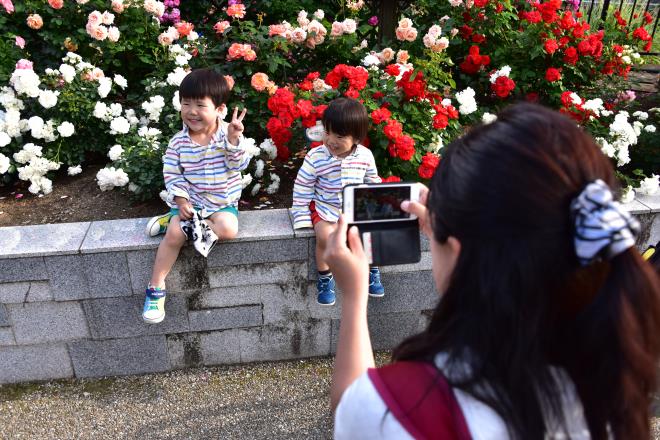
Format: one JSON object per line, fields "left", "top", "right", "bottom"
{"left": 363, "top": 151, "right": 382, "bottom": 184}
{"left": 223, "top": 135, "right": 252, "bottom": 172}
{"left": 291, "top": 154, "right": 317, "bottom": 229}
{"left": 163, "top": 140, "right": 190, "bottom": 203}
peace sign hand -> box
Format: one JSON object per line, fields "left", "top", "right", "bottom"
{"left": 227, "top": 107, "right": 247, "bottom": 146}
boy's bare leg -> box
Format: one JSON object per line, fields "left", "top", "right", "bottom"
{"left": 207, "top": 211, "right": 239, "bottom": 240}
{"left": 149, "top": 215, "right": 186, "bottom": 288}
{"left": 314, "top": 220, "right": 338, "bottom": 272}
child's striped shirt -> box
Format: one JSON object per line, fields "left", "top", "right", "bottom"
{"left": 163, "top": 121, "right": 251, "bottom": 211}
{"left": 291, "top": 145, "right": 381, "bottom": 229}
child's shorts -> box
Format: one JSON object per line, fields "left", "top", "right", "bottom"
{"left": 170, "top": 205, "right": 239, "bottom": 219}
{"left": 309, "top": 201, "right": 322, "bottom": 227}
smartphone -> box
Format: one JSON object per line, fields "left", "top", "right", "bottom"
{"left": 342, "top": 182, "right": 420, "bottom": 223}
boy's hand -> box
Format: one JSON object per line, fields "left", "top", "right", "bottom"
{"left": 174, "top": 196, "right": 194, "bottom": 220}
{"left": 227, "top": 107, "right": 247, "bottom": 146}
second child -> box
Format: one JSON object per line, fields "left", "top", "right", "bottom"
{"left": 291, "top": 98, "right": 384, "bottom": 306}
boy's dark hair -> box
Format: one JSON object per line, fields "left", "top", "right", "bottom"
{"left": 322, "top": 97, "right": 370, "bottom": 142}
{"left": 179, "top": 68, "right": 230, "bottom": 108}
{"left": 394, "top": 102, "right": 660, "bottom": 440}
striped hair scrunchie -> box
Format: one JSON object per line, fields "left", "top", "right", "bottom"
{"left": 571, "top": 179, "right": 640, "bottom": 266}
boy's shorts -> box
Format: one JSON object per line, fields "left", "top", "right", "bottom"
{"left": 309, "top": 201, "right": 321, "bottom": 226}
{"left": 170, "top": 205, "right": 239, "bottom": 219}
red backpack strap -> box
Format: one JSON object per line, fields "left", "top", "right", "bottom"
{"left": 368, "top": 361, "right": 472, "bottom": 440}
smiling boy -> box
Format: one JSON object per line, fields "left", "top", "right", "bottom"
{"left": 142, "top": 68, "right": 251, "bottom": 324}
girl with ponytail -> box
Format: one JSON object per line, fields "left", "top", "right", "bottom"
{"left": 327, "top": 102, "right": 660, "bottom": 439}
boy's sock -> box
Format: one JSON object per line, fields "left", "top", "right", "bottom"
{"left": 142, "top": 285, "right": 167, "bottom": 324}
{"left": 368, "top": 267, "right": 385, "bottom": 297}
{"left": 316, "top": 271, "right": 336, "bottom": 306}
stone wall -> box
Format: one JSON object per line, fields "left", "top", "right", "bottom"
{"left": 0, "top": 194, "right": 658, "bottom": 384}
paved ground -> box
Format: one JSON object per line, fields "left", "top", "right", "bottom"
{"left": 1, "top": 353, "right": 659, "bottom": 439}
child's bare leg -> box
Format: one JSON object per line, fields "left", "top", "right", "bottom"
{"left": 314, "top": 220, "right": 338, "bottom": 272}
{"left": 206, "top": 211, "right": 238, "bottom": 240}
{"left": 149, "top": 215, "right": 186, "bottom": 288}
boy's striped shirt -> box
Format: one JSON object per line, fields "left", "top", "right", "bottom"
{"left": 291, "top": 145, "right": 381, "bottom": 229}
{"left": 164, "top": 122, "right": 251, "bottom": 211}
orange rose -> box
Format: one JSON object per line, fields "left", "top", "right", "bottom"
{"left": 48, "top": 0, "right": 64, "bottom": 9}
{"left": 227, "top": 3, "right": 246, "bottom": 18}
{"left": 227, "top": 43, "right": 243, "bottom": 60}
{"left": 244, "top": 49, "right": 256, "bottom": 61}
{"left": 175, "top": 21, "right": 194, "bottom": 37}
{"left": 26, "top": 14, "right": 43, "bottom": 30}
{"left": 214, "top": 20, "right": 231, "bottom": 34}
{"left": 380, "top": 47, "right": 395, "bottom": 62}
{"left": 251, "top": 72, "right": 270, "bottom": 91}
{"left": 268, "top": 24, "right": 286, "bottom": 37}
{"left": 64, "top": 38, "right": 78, "bottom": 52}
{"left": 224, "top": 75, "right": 235, "bottom": 90}
{"left": 396, "top": 50, "right": 409, "bottom": 64}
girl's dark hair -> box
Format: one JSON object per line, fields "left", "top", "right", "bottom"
{"left": 322, "top": 97, "right": 370, "bottom": 141}
{"left": 179, "top": 68, "right": 230, "bottom": 107}
{"left": 393, "top": 102, "right": 660, "bottom": 439}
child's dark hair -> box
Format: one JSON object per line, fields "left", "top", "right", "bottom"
{"left": 393, "top": 102, "right": 660, "bottom": 439}
{"left": 322, "top": 97, "right": 370, "bottom": 142}
{"left": 179, "top": 68, "right": 230, "bottom": 108}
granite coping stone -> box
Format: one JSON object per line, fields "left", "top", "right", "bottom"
{"left": 80, "top": 218, "right": 161, "bottom": 253}
{"left": 0, "top": 222, "right": 90, "bottom": 260}
{"left": 635, "top": 193, "right": 660, "bottom": 212}
{"left": 621, "top": 199, "right": 652, "bottom": 215}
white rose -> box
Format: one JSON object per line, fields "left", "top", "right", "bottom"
{"left": 172, "top": 91, "right": 181, "bottom": 111}
{"left": 38, "top": 90, "right": 59, "bottom": 109}
{"left": 110, "top": 117, "right": 130, "bottom": 134}
{"left": 28, "top": 116, "right": 45, "bottom": 138}
{"left": 313, "top": 9, "right": 324, "bottom": 20}
{"left": 113, "top": 74, "right": 127, "bottom": 89}
{"left": 241, "top": 173, "right": 253, "bottom": 189}
{"left": 93, "top": 102, "right": 108, "bottom": 119}
{"left": 67, "top": 165, "right": 82, "bottom": 176}
{"left": 482, "top": 112, "right": 497, "bottom": 124}
{"left": 0, "top": 131, "right": 11, "bottom": 147}
{"left": 108, "top": 144, "right": 124, "bottom": 161}
{"left": 57, "top": 121, "right": 75, "bottom": 137}
{"left": 620, "top": 185, "right": 635, "bottom": 204}
{"left": 98, "top": 77, "right": 113, "bottom": 98}
{"left": 644, "top": 125, "right": 656, "bottom": 133}
{"left": 0, "top": 153, "right": 9, "bottom": 174}
{"left": 638, "top": 174, "right": 659, "bottom": 196}
{"left": 59, "top": 64, "right": 77, "bottom": 83}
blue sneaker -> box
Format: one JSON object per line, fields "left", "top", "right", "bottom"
{"left": 369, "top": 268, "right": 385, "bottom": 297}
{"left": 317, "top": 275, "right": 336, "bottom": 306}
{"left": 142, "top": 287, "right": 166, "bottom": 324}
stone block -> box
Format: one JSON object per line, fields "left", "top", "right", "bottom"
{"left": 0, "top": 328, "right": 15, "bottom": 345}
{"left": 330, "top": 311, "right": 423, "bottom": 353}
{"left": 199, "top": 330, "right": 242, "bottom": 365}
{"left": 0, "top": 304, "right": 9, "bottom": 326}
{"left": 83, "top": 295, "right": 189, "bottom": 339}
{"left": 207, "top": 238, "right": 308, "bottom": 267}
{"left": 235, "top": 209, "right": 294, "bottom": 242}
{"left": 635, "top": 194, "right": 660, "bottom": 212}
{"left": 188, "top": 304, "right": 262, "bottom": 332}
{"left": 82, "top": 252, "right": 132, "bottom": 298}
{"left": 192, "top": 286, "right": 263, "bottom": 309}
{"left": 80, "top": 218, "right": 161, "bottom": 253}
{"left": 366, "top": 271, "right": 437, "bottom": 314}
{"left": 8, "top": 302, "right": 89, "bottom": 344}
{"left": 0, "top": 257, "right": 47, "bottom": 283}
{"left": 0, "top": 344, "right": 73, "bottom": 384}
{"left": 68, "top": 335, "right": 169, "bottom": 378}
{"left": 238, "top": 319, "right": 331, "bottom": 362}
{"left": 0, "top": 282, "right": 29, "bottom": 303}
{"left": 0, "top": 222, "right": 89, "bottom": 259}
{"left": 167, "top": 333, "right": 202, "bottom": 369}
{"left": 208, "top": 261, "right": 306, "bottom": 288}
{"left": 44, "top": 255, "right": 88, "bottom": 301}
{"left": 307, "top": 238, "right": 317, "bottom": 280}
{"left": 305, "top": 282, "right": 343, "bottom": 320}
{"left": 126, "top": 248, "right": 209, "bottom": 295}
{"left": 380, "top": 252, "right": 433, "bottom": 274}
{"left": 26, "top": 281, "right": 52, "bottom": 302}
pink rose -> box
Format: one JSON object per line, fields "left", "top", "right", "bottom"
{"left": 330, "top": 21, "right": 344, "bottom": 37}
{"left": 214, "top": 20, "right": 231, "bottom": 34}
{"left": 26, "top": 14, "right": 43, "bottom": 30}
{"left": 305, "top": 37, "right": 316, "bottom": 49}
{"left": 91, "top": 68, "right": 104, "bottom": 80}
{"left": 107, "top": 26, "right": 120, "bottom": 42}
{"left": 342, "top": 18, "right": 357, "bottom": 34}
{"left": 431, "top": 37, "right": 449, "bottom": 52}
{"left": 157, "top": 32, "right": 174, "bottom": 46}
{"left": 227, "top": 43, "right": 243, "bottom": 59}
{"left": 395, "top": 28, "right": 406, "bottom": 41}
{"left": 87, "top": 10, "right": 102, "bottom": 26}
{"left": 15, "top": 36, "right": 25, "bottom": 49}
{"left": 396, "top": 50, "right": 409, "bottom": 64}
{"left": 306, "top": 20, "right": 325, "bottom": 37}
{"left": 90, "top": 24, "right": 109, "bottom": 41}
{"left": 268, "top": 24, "right": 286, "bottom": 37}
{"left": 244, "top": 49, "right": 257, "bottom": 61}
{"left": 291, "top": 28, "right": 307, "bottom": 44}
{"left": 1, "top": 0, "right": 14, "bottom": 14}
{"left": 102, "top": 11, "right": 115, "bottom": 25}
{"left": 398, "top": 17, "right": 413, "bottom": 29}
{"left": 111, "top": 0, "right": 124, "bottom": 13}
{"left": 15, "top": 59, "right": 33, "bottom": 70}
{"left": 251, "top": 72, "right": 270, "bottom": 91}
{"left": 48, "top": 0, "right": 64, "bottom": 9}
{"left": 380, "top": 47, "right": 395, "bottom": 62}
{"left": 403, "top": 27, "right": 417, "bottom": 42}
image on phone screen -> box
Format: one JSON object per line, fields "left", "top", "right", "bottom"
{"left": 353, "top": 186, "right": 411, "bottom": 221}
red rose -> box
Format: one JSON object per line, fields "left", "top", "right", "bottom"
{"left": 474, "top": 0, "right": 488, "bottom": 7}
{"left": 544, "top": 39, "right": 559, "bottom": 54}
{"left": 491, "top": 76, "right": 515, "bottom": 98}
{"left": 496, "top": 3, "right": 504, "bottom": 12}
{"left": 344, "top": 88, "right": 360, "bottom": 99}
{"left": 433, "top": 113, "right": 449, "bottom": 130}
{"left": 299, "top": 80, "right": 313, "bottom": 91}
{"left": 525, "top": 92, "right": 539, "bottom": 102}
{"left": 385, "top": 64, "right": 401, "bottom": 77}
{"left": 560, "top": 11, "right": 576, "bottom": 29}
{"left": 276, "top": 145, "right": 290, "bottom": 161}
{"left": 418, "top": 153, "right": 440, "bottom": 179}
{"left": 310, "top": 141, "right": 323, "bottom": 149}
{"left": 381, "top": 175, "right": 402, "bottom": 183}
{"left": 577, "top": 39, "right": 593, "bottom": 56}
{"left": 633, "top": 27, "right": 651, "bottom": 41}
{"left": 296, "top": 99, "right": 313, "bottom": 118}
{"left": 563, "top": 47, "right": 579, "bottom": 65}
{"left": 397, "top": 70, "right": 427, "bottom": 100}
{"left": 371, "top": 107, "right": 392, "bottom": 125}
{"left": 545, "top": 67, "right": 561, "bottom": 82}
{"left": 471, "top": 33, "right": 486, "bottom": 44}
{"left": 394, "top": 135, "right": 415, "bottom": 161}
{"left": 373, "top": 91, "right": 385, "bottom": 99}
{"left": 383, "top": 119, "right": 403, "bottom": 140}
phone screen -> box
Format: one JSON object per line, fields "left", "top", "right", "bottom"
{"left": 353, "top": 186, "right": 411, "bottom": 221}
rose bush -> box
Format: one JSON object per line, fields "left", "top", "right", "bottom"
{"left": 0, "top": 0, "right": 657, "bottom": 201}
